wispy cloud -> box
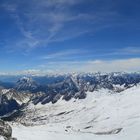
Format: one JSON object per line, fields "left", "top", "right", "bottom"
{"left": 121, "top": 47, "right": 140, "bottom": 54}
{"left": 37, "top": 58, "right": 140, "bottom": 74}
{"left": 103, "top": 47, "right": 140, "bottom": 56}
{"left": 2, "top": 0, "right": 119, "bottom": 51}
{"left": 3, "top": 58, "right": 139, "bottom": 75}
{"left": 40, "top": 49, "right": 88, "bottom": 60}
{"left": 87, "top": 58, "right": 140, "bottom": 72}
{"left": 84, "top": 47, "right": 140, "bottom": 58}
{"left": 2, "top": 0, "right": 89, "bottom": 50}
{"left": 39, "top": 47, "right": 140, "bottom": 62}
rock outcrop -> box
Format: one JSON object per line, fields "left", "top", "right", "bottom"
{"left": 0, "top": 120, "right": 17, "bottom": 140}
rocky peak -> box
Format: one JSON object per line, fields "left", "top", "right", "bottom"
{"left": 15, "top": 77, "right": 39, "bottom": 92}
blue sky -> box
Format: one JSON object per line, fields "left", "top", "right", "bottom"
{"left": 0, "top": 0, "right": 140, "bottom": 74}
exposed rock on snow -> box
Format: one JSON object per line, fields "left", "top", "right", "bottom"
{"left": 0, "top": 120, "right": 17, "bottom": 140}
{"left": 94, "top": 128, "right": 123, "bottom": 135}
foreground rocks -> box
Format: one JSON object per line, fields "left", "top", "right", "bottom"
{"left": 0, "top": 120, "right": 17, "bottom": 140}
{"left": 94, "top": 128, "right": 123, "bottom": 135}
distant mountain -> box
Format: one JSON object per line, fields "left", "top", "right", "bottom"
{"left": 15, "top": 77, "right": 39, "bottom": 92}
{"left": 0, "top": 72, "right": 140, "bottom": 93}
{"left": 13, "top": 72, "right": 140, "bottom": 93}
{"left": 0, "top": 72, "right": 140, "bottom": 120}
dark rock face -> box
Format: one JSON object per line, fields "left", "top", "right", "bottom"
{"left": 0, "top": 120, "right": 12, "bottom": 138}
{"left": 0, "top": 120, "right": 17, "bottom": 140}
{"left": 0, "top": 89, "right": 31, "bottom": 119}
{"left": 31, "top": 77, "right": 80, "bottom": 104}
{"left": 0, "top": 96, "right": 20, "bottom": 116}
{"left": 74, "top": 91, "right": 87, "bottom": 99}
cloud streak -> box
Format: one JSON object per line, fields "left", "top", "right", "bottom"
{"left": 36, "top": 58, "right": 140, "bottom": 74}
{"left": 40, "top": 49, "right": 88, "bottom": 60}
{"left": 2, "top": 0, "right": 91, "bottom": 50}
{"left": 2, "top": 58, "right": 140, "bottom": 75}
{"left": 2, "top": 0, "right": 120, "bottom": 51}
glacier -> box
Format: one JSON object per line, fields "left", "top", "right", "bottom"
{"left": 11, "top": 84, "right": 140, "bottom": 140}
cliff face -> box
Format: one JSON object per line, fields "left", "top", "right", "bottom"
{"left": 0, "top": 120, "right": 17, "bottom": 140}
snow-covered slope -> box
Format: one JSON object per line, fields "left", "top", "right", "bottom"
{"left": 12, "top": 84, "right": 140, "bottom": 140}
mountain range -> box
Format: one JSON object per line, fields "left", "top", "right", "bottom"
{"left": 0, "top": 72, "right": 140, "bottom": 140}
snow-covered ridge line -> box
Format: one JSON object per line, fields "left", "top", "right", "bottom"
{"left": 0, "top": 71, "right": 140, "bottom": 76}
